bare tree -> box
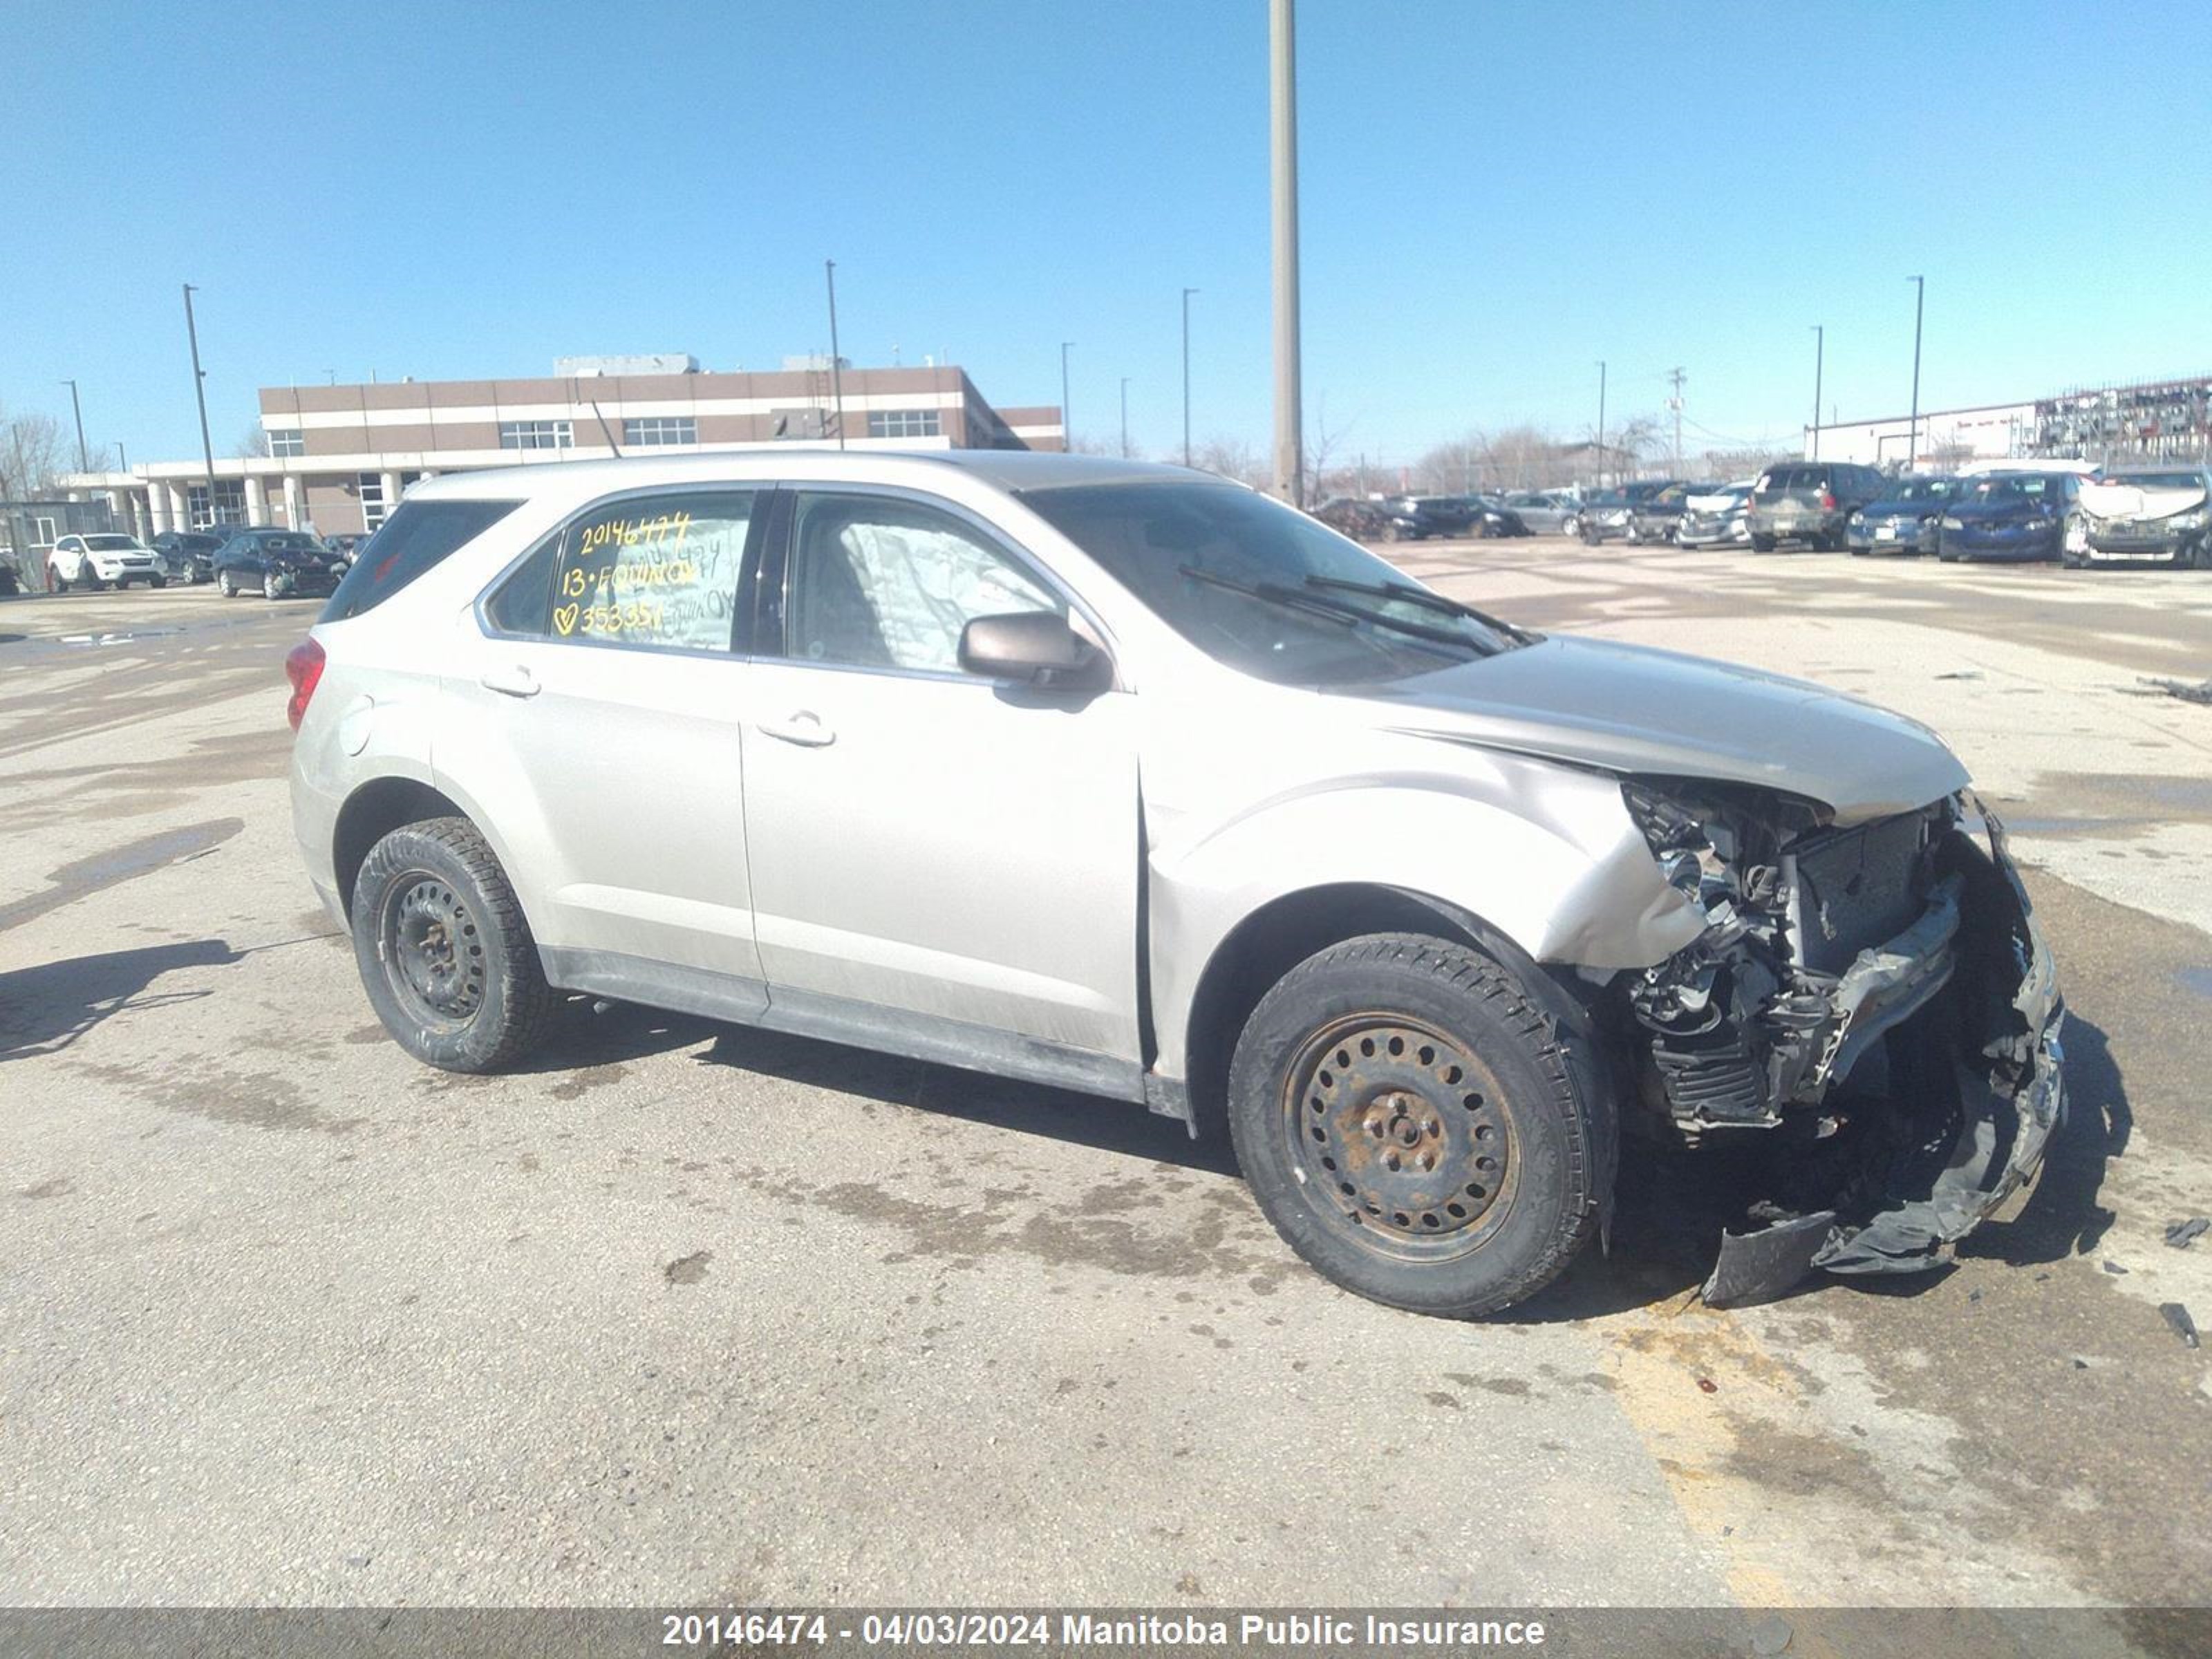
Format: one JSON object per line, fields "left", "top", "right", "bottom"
{"left": 1922, "top": 438, "right": 1976, "bottom": 472}
{"left": 1608, "top": 415, "right": 1666, "bottom": 478}
{"left": 1190, "top": 435, "right": 1267, "bottom": 489}
{"left": 0, "top": 406, "right": 72, "bottom": 499}
{"left": 235, "top": 424, "right": 271, "bottom": 460}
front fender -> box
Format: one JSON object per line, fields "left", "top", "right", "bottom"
{"left": 1145, "top": 755, "right": 1704, "bottom": 1078}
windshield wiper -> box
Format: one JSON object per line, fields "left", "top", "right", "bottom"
{"left": 1303, "top": 575, "right": 1539, "bottom": 646}
{"left": 1177, "top": 565, "right": 1483, "bottom": 655}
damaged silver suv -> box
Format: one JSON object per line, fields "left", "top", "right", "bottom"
{"left": 288, "top": 451, "right": 2063, "bottom": 1318}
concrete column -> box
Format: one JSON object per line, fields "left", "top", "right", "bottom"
{"left": 148, "top": 485, "right": 171, "bottom": 536}
{"left": 169, "top": 483, "right": 190, "bottom": 530}
{"left": 245, "top": 475, "right": 270, "bottom": 526}
{"left": 379, "top": 471, "right": 402, "bottom": 525}
{"left": 282, "top": 474, "right": 305, "bottom": 530}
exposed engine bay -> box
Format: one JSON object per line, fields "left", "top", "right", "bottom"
{"left": 1611, "top": 779, "right": 2065, "bottom": 1304}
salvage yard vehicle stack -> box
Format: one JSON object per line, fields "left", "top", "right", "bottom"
{"left": 288, "top": 449, "right": 2064, "bottom": 1318}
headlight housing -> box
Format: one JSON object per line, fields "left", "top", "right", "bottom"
{"left": 2167, "top": 507, "right": 2207, "bottom": 530}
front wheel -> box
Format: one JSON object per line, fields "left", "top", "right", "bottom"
{"left": 351, "top": 816, "right": 556, "bottom": 1073}
{"left": 262, "top": 568, "right": 283, "bottom": 600}
{"left": 149, "top": 574, "right": 168, "bottom": 589}
{"left": 1750, "top": 534, "right": 1777, "bottom": 553}
{"left": 217, "top": 570, "right": 238, "bottom": 597}
{"left": 1228, "top": 933, "right": 1607, "bottom": 1319}
{"left": 1558, "top": 514, "right": 1581, "bottom": 539}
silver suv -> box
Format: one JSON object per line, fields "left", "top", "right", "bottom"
{"left": 288, "top": 451, "right": 2063, "bottom": 1318}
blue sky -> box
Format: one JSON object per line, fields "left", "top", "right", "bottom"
{"left": 5, "top": 1, "right": 2210, "bottom": 470}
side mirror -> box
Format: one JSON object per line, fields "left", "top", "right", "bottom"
{"left": 958, "top": 610, "right": 1107, "bottom": 691}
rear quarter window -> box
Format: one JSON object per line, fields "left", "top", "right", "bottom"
{"left": 319, "top": 499, "right": 523, "bottom": 623}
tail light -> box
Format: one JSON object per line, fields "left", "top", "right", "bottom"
{"left": 285, "top": 637, "right": 326, "bottom": 731}
{"left": 1820, "top": 492, "right": 1837, "bottom": 510}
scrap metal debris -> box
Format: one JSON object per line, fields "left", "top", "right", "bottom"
{"left": 2159, "top": 1303, "right": 2200, "bottom": 1349}
{"left": 2135, "top": 675, "right": 2212, "bottom": 706}
{"left": 2165, "top": 1217, "right": 2209, "bottom": 1250}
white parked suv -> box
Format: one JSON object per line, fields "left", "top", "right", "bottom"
{"left": 48, "top": 532, "right": 162, "bottom": 590}
{"left": 286, "top": 451, "right": 2063, "bottom": 1317}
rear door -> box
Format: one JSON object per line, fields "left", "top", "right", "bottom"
{"left": 739, "top": 485, "right": 1143, "bottom": 1067}
{"left": 446, "top": 485, "right": 770, "bottom": 1004}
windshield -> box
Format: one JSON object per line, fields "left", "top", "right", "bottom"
{"left": 1895, "top": 478, "right": 1958, "bottom": 502}
{"left": 1965, "top": 476, "right": 2053, "bottom": 503}
{"left": 2110, "top": 471, "right": 2205, "bottom": 491}
{"left": 1019, "top": 482, "right": 1519, "bottom": 685}
{"left": 84, "top": 534, "right": 140, "bottom": 550}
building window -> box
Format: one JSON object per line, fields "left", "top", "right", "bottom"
{"left": 622, "top": 416, "right": 697, "bottom": 447}
{"left": 867, "top": 409, "right": 942, "bottom": 440}
{"left": 269, "top": 428, "right": 305, "bottom": 458}
{"left": 32, "top": 516, "right": 58, "bottom": 549}
{"left": 358, "top": 473, "right": 388, "bottom": 530}
{"left": 186, "top": 483, "right": 247, "bottom": 529}
{"left": 499, "top": 420, "right": 574, "bottom": 451}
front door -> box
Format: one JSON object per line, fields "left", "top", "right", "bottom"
{"left": 740, "top": 487, "right": 1142, "bottom": 1070}
{"left": 445, "top": 485, "right": 768, "bottom": 1009}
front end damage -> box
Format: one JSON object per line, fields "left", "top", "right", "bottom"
{"left": 1611, "top": 780, "right": 2064, "bottom": 1305}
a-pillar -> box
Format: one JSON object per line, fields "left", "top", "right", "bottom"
{"left": 245, "top": 475, "right": 270, "bottom": 526}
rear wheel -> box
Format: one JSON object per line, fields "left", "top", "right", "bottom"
{"left": 1228, "top": 932, "right": 1606, "bottom": 1319}
{"left": 351, "top": 816, "right": 556, "bottom": 1073}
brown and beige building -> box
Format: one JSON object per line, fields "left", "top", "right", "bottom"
{"left": 67, "top": 354, "right": 1066, "bottom": 538}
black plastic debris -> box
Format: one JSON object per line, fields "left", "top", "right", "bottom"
{"left": 1703, "top": 1210, "right": 1837, "bottom": 1308}
{"left": 2160, "top": 1303, "right": 2200, "bottom": 1349}
{"left": 2139, "top": 675, "right": 2212, "bottom": 706}
{"left": 2165, "top": 1217, "right": 2209, "bottom": 1250}
{"left": 2103, "top": 1260, "right": 2130, "bottom": 1275}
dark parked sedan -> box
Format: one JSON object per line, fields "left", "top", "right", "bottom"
{"left": 149, "top": 529, "right": 224, "bottom": 583}
{"left": 1846, "top": 476, "right": 1964, "bottom": 557}
{"left": 213, "top": 529, "right": 347, "bottom": 598}
{"left": 1580, "top": 480, "right": 1678, "bottom": 545}
{"left": 1936, "top": 472, "right": 2081, "bottom": 563}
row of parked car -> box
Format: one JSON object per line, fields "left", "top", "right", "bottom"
{"left": 30, "top": 525, "right": 369, "bottom": 599}
{"left": 1329, "top": 461, "right": 2212, "bottom": 570}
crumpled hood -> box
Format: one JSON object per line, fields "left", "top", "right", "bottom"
{"left": 1349, "top": 635, "right": 1969, "bottom": 825}
{"left": 2079, "top": 480, "right": 2206, "bottom": 521}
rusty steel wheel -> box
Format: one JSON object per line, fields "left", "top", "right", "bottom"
{"left": 1228, "top": 932, "right": 1607, "bottom": 1318}
{"left": 1282, "top": 1013, "right": 1517, "bottom": 1261}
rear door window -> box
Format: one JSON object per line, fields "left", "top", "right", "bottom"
{"left": 321, "top": 498, "right": 523, "bottom": 622}
{"left": 488, "top": 489, "right": 758, "bottom": 654}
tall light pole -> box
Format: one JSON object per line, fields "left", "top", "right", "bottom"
{"left": 1810, "top": 325, "right": 1824, "bottom": 459}
{"left": 1059, "top": 341, "right": 1074, "bottom": 452}
{"left": 182, "top": 284, "right": 216, "bottom": 523}
{"left": 1119, "top": 377, "right": 1130, "bottom": 458}
{"left": 60, "top": 379, "right": 88, "bottom": 472}
{"left": 1595, "top": 359, "right": 1606, "bottom": 487}
{"left": 824, "top": 259, "right": 847, "bottom": 449}
{"left": 1268, "top": 0, "right": 1304, "bottom": 506}
{"left": 115, "top": 442, "right": 128, "bottom": 471}
{"left": 1906, "top": 274, "right": 1925, "bottom": 471}
{"left": 1181, "top": 287, "right": 1199, "bottom": 466}
{"left": 1667, "top": 366, "right": 1685, "bottom": 473}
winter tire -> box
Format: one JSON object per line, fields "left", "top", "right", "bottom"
{"left": 351, "top": 816, "right": 556, "bottom": 1074}
{"left": 1228, "top": 932, "right": 1608, "bottom": 1319}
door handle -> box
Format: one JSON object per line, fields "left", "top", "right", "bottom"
{"left": 758, "top": 710, "right": 835, "bottom": 747}
{"left": 480, "top": 664, "right": 540, "bottom": 698}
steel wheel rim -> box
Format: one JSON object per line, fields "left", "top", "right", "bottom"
{"left": 1280, "top": 1012, "right": 1518, "bottom": 1263}
{"left": 380, "top": 872, "right": 487, "bottom": 1027}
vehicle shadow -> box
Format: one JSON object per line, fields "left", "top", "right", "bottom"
{"left": 693, "top": 1024, "right": 1239, "bottom": 1177}
{"left": 0, "top": 938, "right": 241, "bottom": 1062}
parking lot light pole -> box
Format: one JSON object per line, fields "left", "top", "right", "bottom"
{"left": 1906, "top": 275, "right": 1925, "bottom": 471}
{"left": 1810, "top": 326, "right": 1824, "bottom": 459}
{"left": 1269, "top": 0, "right": 1303, "bottom": 507}
{"left": 61, "top": 380, "right": 88, "bottom": 472}
{"left": 1119, "top": 377, "right": 1130, "bottom": 458}
{"left": 1595, "top": 360, "right": 1606, "bottom": 487}
{"left": 182, "top": 284, "right": 217, "bottom": 525}
{"left": 1060, "top": 342, "right": 1074, "bottom": 452}
{"left": 824, "top": 260, "right": 846, "bottom": 450}
{"left": 1181, "top": 288, "right": 1199, "bottom": 466}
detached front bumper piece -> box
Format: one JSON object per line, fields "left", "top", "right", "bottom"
{"left": 1703, "top": 802, "right": 2065, "bottom": 1305}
